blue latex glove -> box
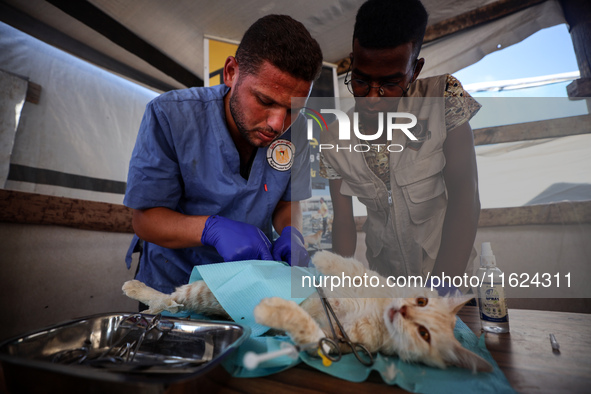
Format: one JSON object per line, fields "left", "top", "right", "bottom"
{"left": 271, "top": 226, "right": 309, "bottom": 267}
{"left": 425, "top": 277, "right": 459, "bottom": 297}
{"left": 201, "top": 215, "right": 273, "bottom": 262}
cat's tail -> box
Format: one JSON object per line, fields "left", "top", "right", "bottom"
{"left": 122, "top": 280, "right": 183, "bottom": 314}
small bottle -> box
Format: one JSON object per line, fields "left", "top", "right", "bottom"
{"left": 476, "top": 242, "right": 510, "bottom": 333}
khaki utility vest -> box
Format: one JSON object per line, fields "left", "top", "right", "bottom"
{"left": 321, "top": 75, "right": 452, "bottom": 278}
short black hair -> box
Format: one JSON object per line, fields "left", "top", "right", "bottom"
{"left": 353, "top": 0, "right": 428, "bottom": 58}
{"left": 236, "top": 15, "right": 323, "bottom": 81}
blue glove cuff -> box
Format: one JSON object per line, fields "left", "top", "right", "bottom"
{"left": 283, "top": 226, "right": 304, "bottom": 243}
{"left": 200, "top": 215, "right": 220, "bottom": 246}
{"left": 425, "top": 277, "right": 459, "bottom": 297}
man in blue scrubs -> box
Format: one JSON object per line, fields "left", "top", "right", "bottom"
{"left": 124, "top": 15, "right": 323, "bottom": 294}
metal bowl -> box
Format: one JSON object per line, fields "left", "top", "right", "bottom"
{"left": 0, "top": 312, "right": 250, "bottom": 393}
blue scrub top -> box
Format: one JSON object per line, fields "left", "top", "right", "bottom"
{"left": 124, "top": 84, "right": 311, "bottom": 293}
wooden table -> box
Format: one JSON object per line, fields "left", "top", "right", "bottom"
{"left": 457, "top": 306, "right": 591, "bottom": 393}
{"left": 2, "top": 306, "right": 590, "bottom": 393}
{"left": 192, "top": 306, "right": 591, "bottom": 393}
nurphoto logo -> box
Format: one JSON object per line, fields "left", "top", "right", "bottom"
{"left": 303, "top": 108, "right": 419, "bottom": 153}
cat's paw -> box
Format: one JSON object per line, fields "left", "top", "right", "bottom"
{"left": 148, "top": 299, "right": 184, "bottom": 315}
{"left": 255, "top": 297, "right": 327, "bottom": 349}
{"left": 305, "top": 328, "right": 331, "bottom": 356}
{"left": 122, "top": 280, "right": 149, "bottom": 299}
{"left": 254, "top": 297, "right": 293, "bottom": 327}
{"left": 122, "top": 280, "right": 183, "bottom": 314}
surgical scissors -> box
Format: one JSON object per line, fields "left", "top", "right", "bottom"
{"left": 316, "top": 287, "right": 374, "bottom": 366}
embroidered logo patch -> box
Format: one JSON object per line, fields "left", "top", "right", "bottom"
{"left": 266, "top": 139, "right": 294, "bottom": 171}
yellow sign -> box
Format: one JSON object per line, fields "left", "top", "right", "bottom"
{"left": 206, "top": 38, "right": 238, "bottom": 87}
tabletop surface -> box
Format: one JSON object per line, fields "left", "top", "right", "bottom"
{"left": 2, "top": 306, "right": 590, "bottom": 393}
{"left": 457, "top": 306, "right": 591, "bottom": 393}
{"left": 199, "top": 305, "right": 591, "bottom": 393}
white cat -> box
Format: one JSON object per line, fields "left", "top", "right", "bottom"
{"left": 122, "top": 251, "right": 492, "bottom": 372}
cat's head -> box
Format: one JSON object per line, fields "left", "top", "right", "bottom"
{"left": 381, "top": 291, "right": 493, "bottom": 373}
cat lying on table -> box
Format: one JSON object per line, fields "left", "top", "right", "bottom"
{"left": 122, "top": 251, "right": 492, "bottom": 372}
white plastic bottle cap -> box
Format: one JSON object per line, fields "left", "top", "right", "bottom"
{"left": 481, "top": 242, "right": 493, "bottom": 257}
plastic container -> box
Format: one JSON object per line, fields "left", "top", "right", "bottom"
{"left": 476, "top": 242, "right": 510, "bottom": 333}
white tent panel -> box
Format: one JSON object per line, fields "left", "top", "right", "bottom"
{"left": 0, "top": 22, "right": 158, "bottom": 203}
{"left": 476, "top": 134, "right": 591, "bottom": 209}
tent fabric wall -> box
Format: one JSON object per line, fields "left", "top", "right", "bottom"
{"left": 414, "top": 0, "right": 564, "bottom": 78}
{"left": 2, "top": 0, "right": 567, "bottom": 88}
{"left": 0, "top": 22, "right": 158, "bottom": 204}
{"left": 419, "top": 0, "right": 565, "bottom": 77}
{"left": 0, "top": 70, "right": 27, "bottom": 187}
{"left": 0, "top": 1, "right": 567, "bottom": 205}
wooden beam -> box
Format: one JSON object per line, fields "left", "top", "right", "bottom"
{"left": 559, "top": 0, "right": 591, "bottom": 83}
{"left": 355, "top": 200, "right": 591, "bottom": 231}
{"left": 0, "top": 189, "right": 133, "bottom": 233}
{"left": 1, "top": 188, "right": 589, "bottom": 233}
{"left": 478, "top": 200, "right": 591, "bottom": 227}
{"left": 25, "top": 81, "right": 42, "bottom": 104}
{"left": 473, "top": 114, "right": 591, "bottom": 146}
{"left": 423, "top": 0, "right": 547, "bottom": 43}
{"left": 566, "top": 78, "right": 591, "bottom": 98}
{"left": 0, "top": 68, "right": 41, "bottom": 104}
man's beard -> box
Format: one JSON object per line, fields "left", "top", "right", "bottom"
{"left": 229, "top": 86, "right": 279, "bottom": 148}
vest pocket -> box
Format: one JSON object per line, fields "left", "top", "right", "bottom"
{"left": 403, "top": 174, "right": 447, "bottom": 224}
{"left": 395, "top": 151, "right": 447, "bottom": 224}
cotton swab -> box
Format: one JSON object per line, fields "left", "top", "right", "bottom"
{"left": 243, "top": 342, "right": 321, "bottom": 370}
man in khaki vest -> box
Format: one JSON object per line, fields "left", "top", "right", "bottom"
{"left": 320, "top": 0, "right": 481, "bottom": 289}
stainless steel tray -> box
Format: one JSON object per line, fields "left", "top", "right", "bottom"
{"left": 0, "top": 313, "right": 250, "bottom": 392}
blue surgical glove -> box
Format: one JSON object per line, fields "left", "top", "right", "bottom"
{"left": 271, "top": 226, "right": 309, "bottom": 267}
{"left": 425, "top": 277, "right": 459, "bottom": 297}
{"left": 201, "top": 215, "right": 273, "bottom": 262}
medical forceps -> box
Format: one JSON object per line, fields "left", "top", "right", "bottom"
{"left": 316, "top": 287, "right": 374, "bottom": 366}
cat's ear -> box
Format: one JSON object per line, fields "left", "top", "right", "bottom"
{"left": 445, "top": 343, "right": 493, "bottom": 373}
{"left": 445, "top": 295, "right": 474, "bottom": 315}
